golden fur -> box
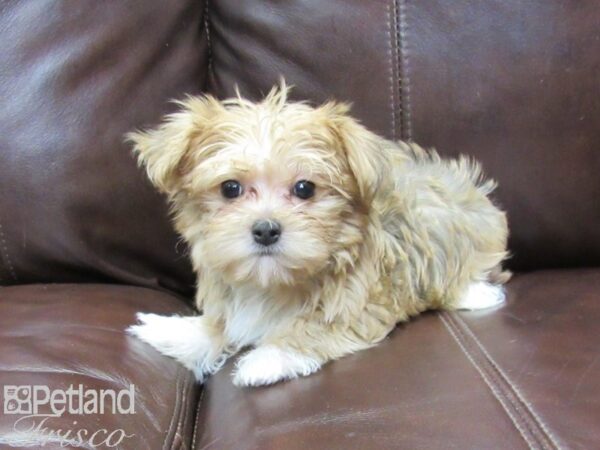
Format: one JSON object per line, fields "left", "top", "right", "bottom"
{"left": 127, "top": 84, "right": 509, "bottom": 386}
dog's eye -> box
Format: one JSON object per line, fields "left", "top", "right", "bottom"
{"left": 221, "top": 180, "right": 243, "bottom": 199}
{"left": 292, "top": 180, "right": 315, "bottom": 199}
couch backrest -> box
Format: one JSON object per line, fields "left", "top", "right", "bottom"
{"left": 1, "top": 0, "right": 599, "bottom": 293}
{"left": 0, "top": 0, "right": 205, "bottom": 295}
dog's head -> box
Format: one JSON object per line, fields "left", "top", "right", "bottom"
{"left": 128, "top": 84, "right": 391, "bottom": 288}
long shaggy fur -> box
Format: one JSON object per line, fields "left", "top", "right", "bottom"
{"left": 126, "top": 83, "right": 509, "bottom": 386}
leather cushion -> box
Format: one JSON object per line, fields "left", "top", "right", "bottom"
{"left": 193, "top": 270, "right": 600, "bottom": 449}
{"left": 0, "top": 284, "right": 199, "bottom": 449}
{"left": 2, "top": 0, "right": 599, "bottom": 288}
{"left": 0, "top": 0, "right": 204, "bottom": 294}
{"left": 206, "top": 0, "right": 600, "bottom": 271}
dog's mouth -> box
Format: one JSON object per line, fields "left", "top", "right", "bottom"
{"left": 255, "top": 248, "right": 277, "bottom": 257}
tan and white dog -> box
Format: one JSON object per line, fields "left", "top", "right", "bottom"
{"left": 127, "top": 84, "right": 509, "bottom": 387}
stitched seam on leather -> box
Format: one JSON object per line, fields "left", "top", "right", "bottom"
{"left": 176, "top": 372, "right": 198, "bottom": 450}
{"left": 452, "top": 317, "right": 557, "bottom": 450}
{"left": 204, "top": 0, "right": 213, "bottom": 77}
{"left": 172, "top": 374, "right": 192, "bottom": 450}
{"left": 164, "top": 370, "right": 182, "bottom": 450}
{"left": 448, "top": 313, "right": 555, "bottom": 449}
{"left": 191, "top": 388, "right": 205, "bottom": 450}
{"left": 443, "top": 312, "right": 563, "bottom": 450}
{"left": 440, "top": 313, "right": 539, "bottom": 449}
{"left": 398, "top": 0, "right": 413, "bottom": 141}
{"left": 453, "top": 314, "right": 562, "bottom": 449}
{"left": 183, "top": 375, "right": 199, "bottom": 450}
{"left": 387, "top": 1, "right": 399, "bottom": 141}
{"left": 0, "top": 220, "right": 17, "bottom": 282}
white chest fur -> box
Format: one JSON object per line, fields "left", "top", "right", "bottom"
{"left": 223, "top": 288, "right": 298, "bottom": 348}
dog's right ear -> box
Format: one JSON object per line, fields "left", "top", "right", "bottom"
{"left": 126, "top": 95, "right": 222, "bottom": 195}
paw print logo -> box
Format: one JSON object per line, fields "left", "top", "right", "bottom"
{"left": 3, "top": 386, "right": 32, "bottom": 414}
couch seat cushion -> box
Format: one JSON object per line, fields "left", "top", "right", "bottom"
{"left": 0, "top": 284, "right": 198, "bottom": 450}
{"left": 193, "top": 269, "right": 600, "bottom": 450}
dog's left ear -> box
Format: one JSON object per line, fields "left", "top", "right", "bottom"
{"left": 126, "top": 95, "right": 223, "bottom": 195}
{"left": 322, "top": 103, "right": 393, "bottom": 205}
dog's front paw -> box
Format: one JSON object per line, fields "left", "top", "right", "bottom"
{"left": 127, "top": 313, "right": 226, "bottom": 382}
{"left": 232, "top": 345, "right": 321, "bottom": 387}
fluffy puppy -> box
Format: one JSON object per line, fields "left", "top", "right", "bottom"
{"left": 127, "top": 84, "right": 509, "bottom": 387}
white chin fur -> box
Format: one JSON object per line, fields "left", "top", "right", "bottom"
{"left": 227, "top": 254, "right": 294, "bottom": 287}
{"left": 232, "top": 345, "right": 321, "bottom": 387}
{"left": 127, "top": 313, "right": 225, "bottom": 382}
{"left": 254, "top": 255, "right": 293, "bottom": 286}
{"left": 455, "top": 281, "right": 506, "bottom": 310}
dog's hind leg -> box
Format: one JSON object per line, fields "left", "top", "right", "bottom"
{"left": 454, "top": 281, "right": 506, "bottom": 311}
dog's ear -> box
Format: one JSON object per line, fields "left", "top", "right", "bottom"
{"left": 321, "top": 103, "right": 393, "bottom": 205}
{"left": 126, "top": 95, "right": 223, "bottom": 195}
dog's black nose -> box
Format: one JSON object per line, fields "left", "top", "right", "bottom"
{"left": 252, "top": 220, "right": 281, "bottom": 246}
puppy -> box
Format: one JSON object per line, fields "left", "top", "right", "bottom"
{"left": 127, "top": 84, "right": 509, "bottom": 387}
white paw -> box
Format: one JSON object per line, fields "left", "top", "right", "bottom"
{"left": 232, "top": 345, "right": 321, "bottom": 387}
{"left": 455, "top": 281, "right": 506, "bottom": 311}
{"left": 127, "top": 313, "right": 226, "bottom": 381}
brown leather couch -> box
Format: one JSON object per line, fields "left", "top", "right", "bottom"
{"left": 1, "top": 1, "right": 598, "bottom": 449}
